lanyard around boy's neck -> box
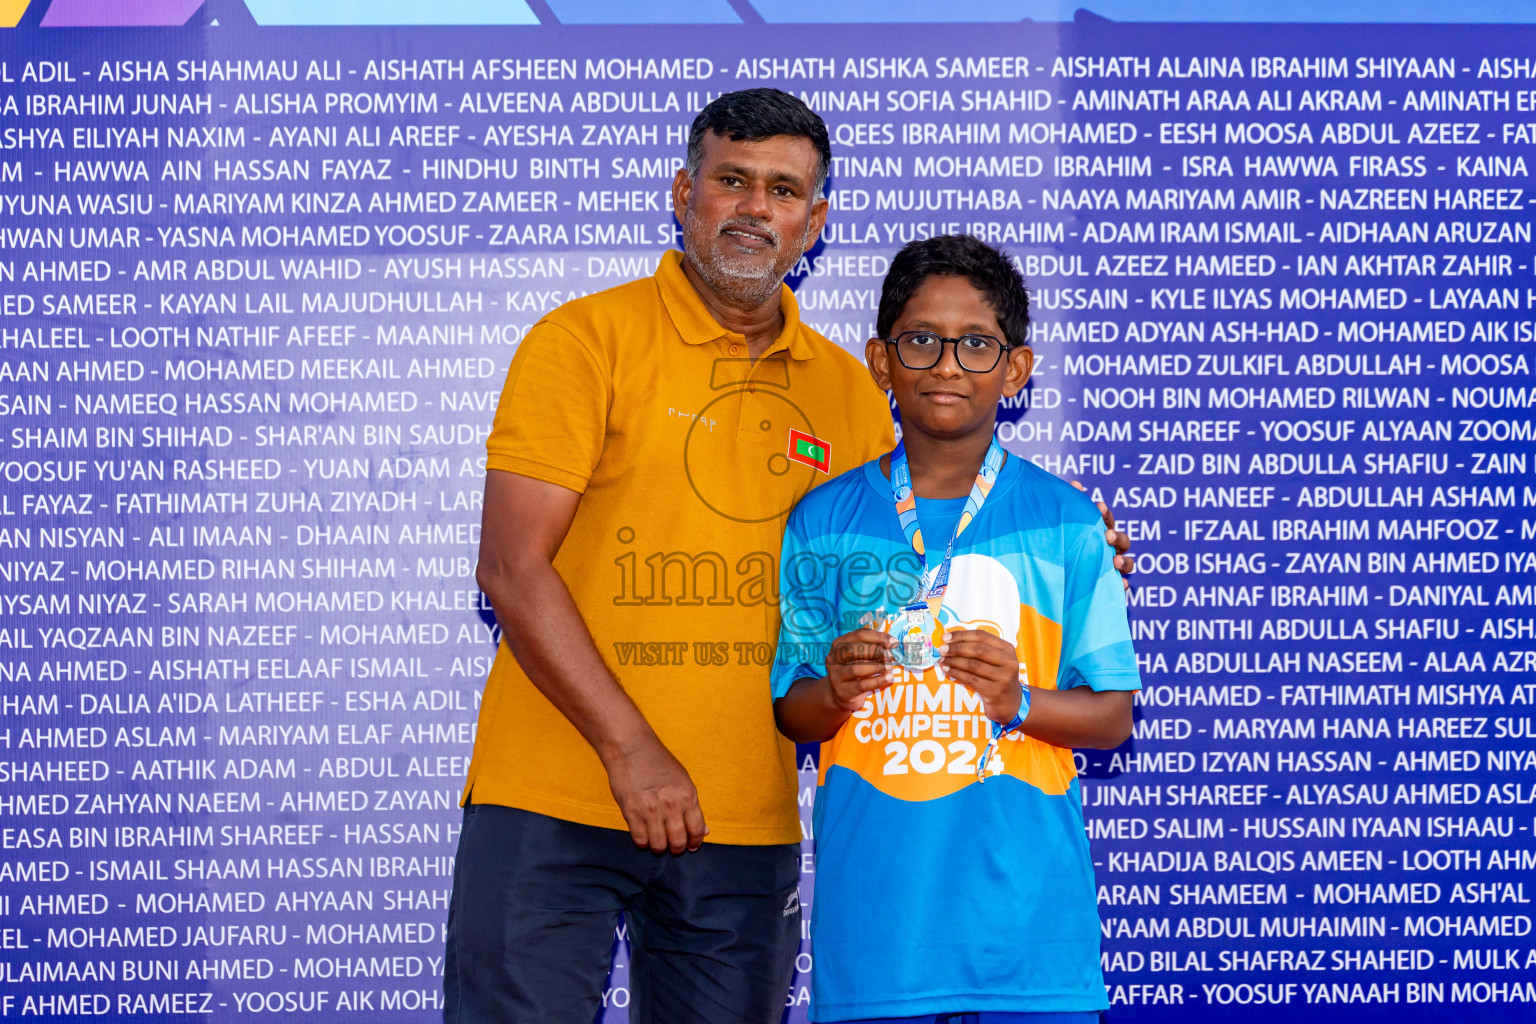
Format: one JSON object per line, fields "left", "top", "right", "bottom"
{"left": 889, "top": 437, "right": 1007, "bottom": 610}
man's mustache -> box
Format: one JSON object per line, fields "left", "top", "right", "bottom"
{"left": 718, "top": 218, "right": 779, "bottom": 248}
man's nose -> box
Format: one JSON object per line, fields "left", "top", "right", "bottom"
{"left": 735, "top": 183, "right": 772, "bottom": 220}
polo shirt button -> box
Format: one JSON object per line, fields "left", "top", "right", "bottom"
{"left": 729, "top": 344, "right": 741, "bottom": 355}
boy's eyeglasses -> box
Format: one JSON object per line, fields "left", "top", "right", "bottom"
{"left": 885, "top": 331, "right": 1011, "bottom": 374}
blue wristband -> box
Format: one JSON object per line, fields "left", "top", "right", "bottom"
{"left": 978, "top": 685, "right": 1031, "bottom": 782}
{"left": 992, "top": 683, "right": 1031, "bottom": 736}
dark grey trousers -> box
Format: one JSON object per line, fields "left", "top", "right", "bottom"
{"left": 443, "top": 803, "right": 802, "bottom": 1024}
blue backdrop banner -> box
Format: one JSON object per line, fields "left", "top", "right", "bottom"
{"left": 1, "top": 4, "right": 1534, "bottom": 1023}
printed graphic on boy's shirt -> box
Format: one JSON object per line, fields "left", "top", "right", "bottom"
{"left": 820, "top": 553, "right": 1076, "bottom": 802}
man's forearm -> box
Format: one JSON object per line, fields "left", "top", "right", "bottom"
{"left": 476, "top": 470, "right": 709, "bottom": 851}
{"left": 478, "top": 553, "right": 656, "bottom": 763}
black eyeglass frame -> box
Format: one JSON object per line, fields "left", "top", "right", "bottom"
{"left": 883, "top": 331, "right": 1013, "bottom": 374}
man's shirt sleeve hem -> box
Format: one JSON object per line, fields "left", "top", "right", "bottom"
{"left": 484, "top": 454, "right": 590, "bottom": 495}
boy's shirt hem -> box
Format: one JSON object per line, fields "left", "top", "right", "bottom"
{"left": 812, "top": 991, "right": 1110, "bottom": 1022}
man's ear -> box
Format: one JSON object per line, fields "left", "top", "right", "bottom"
{"left": 1001, "top": 345, "right": 1034, "bottom": 397}
{"left": 865, "top": 337, "right": 893, "bottom": 391}
{"left": 671, "top": 166, "right": 693, "bottom": 219}
{"left": 804, "top": 195, "right": 830, "bottom": 249}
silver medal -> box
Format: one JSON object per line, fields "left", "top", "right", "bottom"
{"left": 889, "top": 605, "right": 939, "bottom": 672}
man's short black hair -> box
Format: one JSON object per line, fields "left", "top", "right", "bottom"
{"left": 876, "top": 234, "right": 1031, "bottom": 350}
{"left": 686, "top": 88, "right": 832, "bottom": 198}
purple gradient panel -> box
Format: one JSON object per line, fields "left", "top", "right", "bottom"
{"left": 40, "top": 0, "right": 205, "bottom": 26}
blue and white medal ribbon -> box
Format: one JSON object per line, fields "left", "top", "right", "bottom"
{"left": 884, "top": 438, "right": 1006, "bottom": 674}
{"left": 886, "top": 438, "right": 1026, "bottom": 780}
{"left": 887, "top": 437, "right": 1006, "bottom": 606}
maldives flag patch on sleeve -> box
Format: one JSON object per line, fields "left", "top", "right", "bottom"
{"left": 787, "top": 429, "right": 831, "bottom": 474}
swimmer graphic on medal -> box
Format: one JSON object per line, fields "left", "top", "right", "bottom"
{"left": 889, "top": 604, "right": 940, "bottom": 672}
{"left": 897, "top": 607, "right": 927, "bottom": 672}
{"left": 863, "top": 601, "right": 939, "bottom": 674}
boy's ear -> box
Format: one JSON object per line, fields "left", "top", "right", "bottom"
{"left": 865, "top": 337, "right": 893, "bottom": 391}
{"left": 1001, "top": 344, "right": 1034, "bottom": 398}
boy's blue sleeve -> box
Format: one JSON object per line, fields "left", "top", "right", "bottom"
{"left": 771, "top": 511, "right": 840, "bottom": 699}
{"left": 1058, "top": 523, "right": 1142, "bottom": 692}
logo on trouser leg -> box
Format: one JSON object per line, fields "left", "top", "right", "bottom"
{"left": 782, "top": 889, "right": 801, "bottom": 917}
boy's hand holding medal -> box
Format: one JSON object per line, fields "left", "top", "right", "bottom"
{"left": 937, "top": 629, "right": 1024, "bottom": 726}
{"left": 940, "top": 627, "right": 1029, "bottom": 780}
{"left": 824, "top": 612, "right": 1027, "bottom": 732}
{"left": 823, "top": 628, "right": 898, "bottom": 713}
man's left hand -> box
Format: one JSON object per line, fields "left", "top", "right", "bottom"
{"left": 1071, "top": 480, "right": 1134, "bottom": 590}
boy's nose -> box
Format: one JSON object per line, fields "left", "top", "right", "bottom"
{"left": 931, "top": 346, "right": 965, "bottom": 377}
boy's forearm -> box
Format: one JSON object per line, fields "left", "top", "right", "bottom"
{"left": 777, "top": 677, "right": 1134, "bottom": 748}
{"left": 773, "top": 676, "right": 850, "bottom": 744}
{"left": 1021, "top": 687, "right": 1134, "bottom": 750}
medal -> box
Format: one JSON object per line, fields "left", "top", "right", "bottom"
{"left": 889, "top": 604, "right": 939, "bottom": 672}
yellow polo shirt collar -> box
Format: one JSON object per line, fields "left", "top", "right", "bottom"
{"left": 655, "top": 249, "right": 817, "bottom": 362}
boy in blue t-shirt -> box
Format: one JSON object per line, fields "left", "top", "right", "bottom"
{"left": 772, "top": 235, "right": 1141, "bottom": 1024}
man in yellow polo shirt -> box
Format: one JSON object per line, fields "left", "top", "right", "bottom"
{"left": 444, "top": 90, "right": 895, "bottom": 1024}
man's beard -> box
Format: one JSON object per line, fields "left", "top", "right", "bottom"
{"left": 682, "top": 208, "right": 811, "bottom": 310}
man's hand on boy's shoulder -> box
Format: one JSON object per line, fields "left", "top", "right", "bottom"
{"left": 824, "top": 629, "right": 897, "bottom": 713}
{"left": 938, "top": 629, "right": 1023, "bottom": 725}
{"left": 1070, "top": 480, "right": 1135, "bottom": 590}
